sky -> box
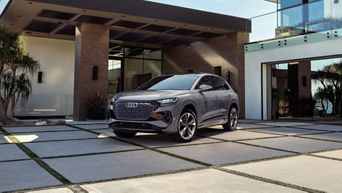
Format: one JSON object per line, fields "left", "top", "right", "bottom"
{"left": 146, "top": 0, "right": 276, "bottom": 19}
{"left": 146, "top": 0, "right": 277, "bottom": 41}
{"left": 0, "top": 0, "right": 9, "bottom": 15}
{"left": 0, "top": 0, "right": 276, "bottom": 19}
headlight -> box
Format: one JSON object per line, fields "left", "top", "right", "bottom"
{"left": 158, "top": 97, "right": 179, "bottom": 107}
{"left": 110, "top": 96, "right": 117, "bottom": 105}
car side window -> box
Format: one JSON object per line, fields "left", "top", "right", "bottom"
{"left": 213, "top": 77, "right": 229, "bottom": 90}
{"left": 224, "top": 81, "right": 230, "bottom": 90}
{"left": 221, "top": 78, "right": 231, "bottom": 90}
{"left": 196, "top": 76, "right": 214, "bottom": 89}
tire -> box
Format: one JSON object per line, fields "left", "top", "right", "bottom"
{"left": 223, "top": 106, "right": 238, "bottom": 131}
{"left": 113, "top": 130, "right": 137, "bottom": 138}
{"left": 173, "top": 109, "right": 197, "bottom": 143}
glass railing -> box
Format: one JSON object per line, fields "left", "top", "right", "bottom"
{"left": 250, "top": 0, "right": 342, "bottom": 42}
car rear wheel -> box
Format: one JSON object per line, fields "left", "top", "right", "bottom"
{"left": 173, "top": 109, "right": 197, "bottom": 142}
{"left": 113, "top": 130, "right": 137, "bottom": 138}
{"left": 223, "top": 106, "right": 238, "bottom": 131}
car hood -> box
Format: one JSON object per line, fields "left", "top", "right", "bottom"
{"left": 115, "top": 90, "right": 189, "bottom": 101}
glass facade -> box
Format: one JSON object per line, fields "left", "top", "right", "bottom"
{"left": 278, "top": 0, "right": 303, "bottom": 9}
{"left": 250, "top": 0, "right": 342, "bottom": 41}
{"left": 277, "top": 0, "right": 322, "bottom": 37}
{"left": 276, "top": 0, "right": 342, "bottom": 37}
{"left": 271, "top": 57, "right": 342, "bottom": 119}
{"left": 108, "top": 59, "right": 122, "bottom": 100}
{"left": 108, "top": 46, "right": 162, "bottom": 99}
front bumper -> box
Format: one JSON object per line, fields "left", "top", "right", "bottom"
{"left": 107, "top": 104, "right": 180, "bottom": 134}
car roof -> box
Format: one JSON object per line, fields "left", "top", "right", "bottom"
{"left": 161, "top": 73, "right": 219, "bottom": 77}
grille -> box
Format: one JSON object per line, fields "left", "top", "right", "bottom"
{"left": 114, "top": 102, "right": 154, "bottom": 121}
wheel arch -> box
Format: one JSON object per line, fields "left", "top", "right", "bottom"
{"left": 229, "top": 101, "right": 239, "bottom": 116}
{"left": 182, "top": 103, "right": 197, "bottom": 117}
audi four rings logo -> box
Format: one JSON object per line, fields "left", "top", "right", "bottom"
{"left": 125, "top": 102, "right": 139, "bottom": 108}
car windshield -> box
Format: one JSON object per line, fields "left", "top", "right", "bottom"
{"left": 137, "top": 75, "right": 199, "bottom": 90}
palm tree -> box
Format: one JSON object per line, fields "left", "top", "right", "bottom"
{"left": 312, "top": 62, "right": 342, "bottom": 116}
{"left": 0, "top": 26, "right": 39, "bottom": 124}
{"left": 314, "top": 87, "right": 327, "bottom": 113}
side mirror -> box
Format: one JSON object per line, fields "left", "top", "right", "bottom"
{"left": 199, "top": 84, "right": 213, "bottom": 92}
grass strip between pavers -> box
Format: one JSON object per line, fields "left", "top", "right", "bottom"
{"left": 215, "top": 167, "right": 326, "bottom": 193}
{"left": 0, "top": 127, "right": 71, "bottom": 185}
{"left": 66, "top": 124, "right": 212, "bottom": 167}
{"left": 293, "top": 135, "right": 342, "bottom": 144}
{"left": 67, "top": 124, "right": 328, "bottom": 193}
{"left": 309, "top": 153, "right": 342, "bottom": 162}
{"left": 1, "top": 123, "right": 339, "bottom": 193}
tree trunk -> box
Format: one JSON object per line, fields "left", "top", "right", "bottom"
{"left": 0, "top": 100, "right": 9, "bottom": 124}
{"left": 334, "top": 96, "right": 341, "bottom": 116}
{"left": 340, "top": 99, "right": 342, "bottom": 117}
{"left": 337, "top": 99, "right": 342, "bottom": 117}
{"left": 9, "top": 95, "right": 20, "bottom": 119}
{"left": 320, "top": 99, "right": 325, "bottom": 112}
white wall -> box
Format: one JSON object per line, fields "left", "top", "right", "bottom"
{"left": 324, "top": 0, "right": 342, "bottom": 19}
{"left": 15, "top": 36, "right": 75, "bottom": 116}
{"left": 245, "top": 38, "right": 342, "bottom": 120}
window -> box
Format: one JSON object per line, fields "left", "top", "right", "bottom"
{"left": 278, "top": 0, "right": 303, "bottom": 9}
{"left": 144, "top": 49, "right": 162, "bottom": 60}
{"left": 214, "top": 66, "right": 222, "bottom": 76}
{"left": 213, "top": 77, "right": 230, "bottom": 90}
{"left": 196, "top": 76, "right": 214, "bottom": 89}
{"left": 138, "top": 75, "right": 199, "bottom": 90}
{"left": 38, "top": 71, "right": 43, "bottom": 83}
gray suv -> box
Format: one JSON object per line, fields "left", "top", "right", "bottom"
{"left": 107, "top": 73, "right": 239, "bottom": 142}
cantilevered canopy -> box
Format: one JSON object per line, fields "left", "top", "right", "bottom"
{"left": 0, "top": 0, "right": 251, "bottom": 47}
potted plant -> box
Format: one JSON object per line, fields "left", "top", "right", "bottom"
{"left": 85, "top": 93, "right": 107, "bottom": 120}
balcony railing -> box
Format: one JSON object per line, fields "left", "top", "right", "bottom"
{"left": 249, "top": 0, "right": 342, "bottom": 42}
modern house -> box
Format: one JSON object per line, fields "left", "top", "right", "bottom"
{"left": 245, "top": 0, "right": 342, "bottom": 120}
{"left": 0, "top": 0, "right": 250, "bottom": 120}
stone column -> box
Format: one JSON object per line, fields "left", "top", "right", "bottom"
{"left": 235, "top": 32, "right": 249, "bottom": 119}
{"left": 74, "top": 23, "right": 109, "bottom": 121}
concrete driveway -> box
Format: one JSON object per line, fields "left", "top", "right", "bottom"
{"left": 1, "top": 121, "right": 342, "bottom": 193}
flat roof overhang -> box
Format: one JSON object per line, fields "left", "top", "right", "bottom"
{"left": 0, "top": 0, "right": 251, "bottom": 48}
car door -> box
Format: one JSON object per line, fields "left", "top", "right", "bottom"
{"left": 213, "top": 77, "right": 231, "bottom": 118}
{"left": 196, "top": 76, "right": 217, "bottom": 122}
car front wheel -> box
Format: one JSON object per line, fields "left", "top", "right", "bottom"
{"left": 173, "top": 109, "right": 197, "bottom": 142}
{"left": 223, "top": 106, "right": 238, "bottom": 131}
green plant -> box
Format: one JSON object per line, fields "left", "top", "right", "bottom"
{"left": 84, "top": 92, "right": 107, "bottom": 109}
{"left": 84, "top": 93, "right": 107, "bottom": 120}
{"left": 0, "top": 26, "right": 40, "bottom": 124}
{"left": 312, "top": 62, "right": 342, "bottom": 116}
{"left": 314, "top": 87, "right": 328, "bottom": 113}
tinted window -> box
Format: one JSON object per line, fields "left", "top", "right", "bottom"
{"left": 213, "top": 77, "right": 224, "bottom": 90}
{"left": 137, "top": 75, "right": 199, "bottom": 90}
{"left": 224, "top": 81, "right": 230, "bottom": 90}
{"left": 278, "top": 0, "right": 302, "bottom": 9}
{"left": 213, "top": 77, "right": 230, "bottom": 90}
{"left": 196, "top": 76, "right": 214, "bottom": 89}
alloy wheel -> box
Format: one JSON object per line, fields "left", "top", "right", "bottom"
{"left": 178, "top": 112, "right": 196, "bottom": 140}
{"left": 230, "top": 107, "right": 238, "bottom": 129}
